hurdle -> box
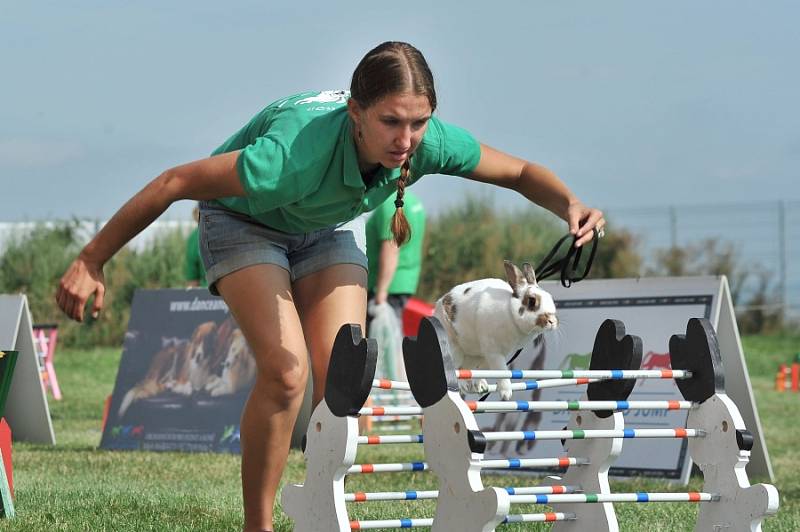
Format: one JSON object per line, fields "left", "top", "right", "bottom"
{"left": 282, "top": 325, "right": 583, "bottom": 530}
{"left": 281, "top": 324, "right": 437, "bottom": 530}
{"left": 402, "top": 317, "right": 779, "bottom": 531}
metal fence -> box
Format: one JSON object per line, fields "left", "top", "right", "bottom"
{"left": 605, "top": 199, "right": 799, "bottom": 320}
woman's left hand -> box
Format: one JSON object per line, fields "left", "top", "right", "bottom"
{"left": 566, "top": 201, "right": 605, "bottom": 247}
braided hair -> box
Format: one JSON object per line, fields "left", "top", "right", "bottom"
{"left": 350, "top": 41, "right": 436, "bottom": 246}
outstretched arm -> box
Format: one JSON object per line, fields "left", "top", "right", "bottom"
{"left": 56, "top": 151, "right": 245, "bottom": 321}
{"left": 467, "top": 143, "right": 604, "bottom": 247}
{"left": 374, "top": 240, "right": 400, "bottom": 304}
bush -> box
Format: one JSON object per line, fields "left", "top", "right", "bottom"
{"left": 417, "top": 196, "right": 642, "bottom": 301}
{"left": 647, "top": 239, "right": 782, "bottom": 333}
{"left": 0, "top": 223, "right": 189, "bottom": 348}
{"left": 0, "top": 221, "right": 82, "bottom": 324}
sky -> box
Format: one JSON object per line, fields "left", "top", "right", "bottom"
{"left": 2, "top": 0, "right": 799, "bottom": 224}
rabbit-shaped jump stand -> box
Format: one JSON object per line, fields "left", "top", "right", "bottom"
{"left": 670, "top": 319, "right": 779, "bottom": 532}
{"left": 434, "top": 260, "right": 557, "bottom": 401}
{"left": 404, "top": 317, "right": 510, "bottom": 532}
{"left": 550, "top": 320, "right": 643, "bottom": 532}
{"left": 281, "top": 324, "right": 377, "bottom": 532}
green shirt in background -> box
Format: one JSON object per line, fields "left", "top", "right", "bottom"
{"left": 210, "top": 90, "right": 480, "bottom": 233}
{"left": 184, "top": 227, "right": 207, "bottom": 286}
{"left": 366, "top": 190, "right": 426, "bottom": 295}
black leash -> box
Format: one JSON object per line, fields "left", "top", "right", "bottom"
{"left": 477, "top": 229, "right": 600, "bottom": 401}
{"left": 533, "top": 228, "right": 600, "bottom": 288}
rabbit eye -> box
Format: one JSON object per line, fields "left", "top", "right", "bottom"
{"left": 527, "top": 295, "right": 540, "bottom": 312}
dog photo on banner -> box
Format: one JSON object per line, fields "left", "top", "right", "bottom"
{"left": 101, "top": 289, "right": 256, "bottom": 454}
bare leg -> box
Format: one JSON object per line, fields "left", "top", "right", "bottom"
{"left": 293, "top": 264, "right": 368, "bottom": 408}
{"left": 215, "top": 264, "right": 307, "bottom": 532}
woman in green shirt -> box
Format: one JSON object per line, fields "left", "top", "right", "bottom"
{"left": 56, "top": 41, "right": 605, "bottom": 531}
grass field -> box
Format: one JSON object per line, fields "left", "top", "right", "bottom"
{"left": 1, "top": 334, "right": 798, "bottom": 531}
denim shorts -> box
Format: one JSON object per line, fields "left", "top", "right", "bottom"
{"left": 198, "top": 201, "right": 368, "bottom": 295}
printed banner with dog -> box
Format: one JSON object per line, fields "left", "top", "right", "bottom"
{"left": 101, "top": 289, "right": 259, "bottom": 453}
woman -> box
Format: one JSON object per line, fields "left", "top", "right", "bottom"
{"left": 56, "top": 41, "right": 605, "bottom": 531}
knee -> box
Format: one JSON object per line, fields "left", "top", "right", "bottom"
{"left": 254, "top": 363, "right": 308, "bottom": 408}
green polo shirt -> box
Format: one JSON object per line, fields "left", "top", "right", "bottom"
{"left": 210, "top": 90, "right": 480, "bottom": 233}
{"left": 366, "top": 190, "right": 426, "bottom": 294}
{"left": 184, "top": 226, "right": 207, "bottom": 286}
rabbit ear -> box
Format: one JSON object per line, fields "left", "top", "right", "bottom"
{"left": 503, "top": 260, "right": 525, "bottom": 298}
{"left": 522, "top": 262, "right": 537, "bottom": 285}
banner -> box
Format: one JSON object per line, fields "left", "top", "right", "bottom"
{"left": 474, "top": 276, "right": 772, "bottom": 483}
{"left": 101, "top": 289, "right": 311, "bottom": 453}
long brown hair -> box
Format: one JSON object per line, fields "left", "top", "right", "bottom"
{"left": 350, "top": 42, "right": 436, "bottom": 246}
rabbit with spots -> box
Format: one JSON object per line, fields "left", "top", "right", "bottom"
{"left": 433, "top": 260, "right": 558, "bottom": 400}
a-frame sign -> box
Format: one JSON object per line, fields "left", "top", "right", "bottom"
{"left": 0, "top": 295, "right": 55, "bottom": 445}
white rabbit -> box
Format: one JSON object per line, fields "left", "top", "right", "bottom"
{"left": 433, "top": 260, "right": 558, "bottom": 400}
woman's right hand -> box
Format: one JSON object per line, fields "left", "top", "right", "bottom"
{"left": 56, "top": 254, "right": 106, "bottom": 322}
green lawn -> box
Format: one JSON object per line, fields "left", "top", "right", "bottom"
{"left": 2, "top": 334, "right": 798, "bottom": 531}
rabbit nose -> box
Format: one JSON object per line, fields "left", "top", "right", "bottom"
{"left": 537, "top": 312, "right": 558, "bottom": 329}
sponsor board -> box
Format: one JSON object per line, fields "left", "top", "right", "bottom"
{"left": 101, "top": 289, "right": 310, "bottom": 452}
{"left": 474, "top": 276, "right": 772, "bottom": 483}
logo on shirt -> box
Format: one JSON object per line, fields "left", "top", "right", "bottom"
{"left": 296, "top": 90, "right": 350, "bottom": 106}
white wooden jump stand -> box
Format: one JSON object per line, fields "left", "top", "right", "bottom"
{"left": 547, "top": 320, "right": 641, "bottom": 531}
{"left": 281, "top": 324, "right": 376, "bottom": 531}
{"left": 403, "top": 316, "right": 779, "bottom": 531}
{"left": 403, "top": 319, "right": 510, "bottom": 531}
{"left": 672, "top": 319, "right": 780, "bottom": 531}
{"left": 282, "top": 324, "right": 433, "bottom": 531}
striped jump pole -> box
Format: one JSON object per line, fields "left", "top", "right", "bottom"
{"left": 368, "top": 380, "right": 420, "bottom": 433}
{"left": 466, "top": 399, "right": 693, "bottom": 413}
{"left": 503, "top": 512, "right": 576, "bottom": 524}
{"left": 483, "top": 378, "right": 601, "bottom": 393}
{"left": 476, "top": 427, "right": 702, "bottom": 443}
{"left": 359, "top": 406, "right": 422, "bottom": 416}
{"left": 359, "top": 401, "right": 696, "bottom": 419}
{"left": 508, "top": 491, "right": 718, "bottom": 505}
{"left": 349, "top": 517, "right": 433, "bottom": 529}
{"left": 346, "top": 484, "right": 580, "bottom": 503}
{"left": 481, "top": 457, "right": 588, "bottom": 469}
{"left": 357, "top": 434, "right": 423, "bottom": 445}
{"left": 347, "top": 462, "right": 428, "bottom": 475}
{"left": 347, "top": 457, "right": 585, "bottom": 476}
{"left": 372, "top": 378, "right": 411, "bottom": 391}
{"left": 351, "top": 511, "right": 579, "bottom": 529}
{"left": 457, "top": 368, "right": 691, "bottom": 381}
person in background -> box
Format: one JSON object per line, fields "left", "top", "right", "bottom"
{"left": 366, "top": 189, "right": 425, "bottom": 328}
{"left": 184, "top": 204, "right": 207, "bottom": 287}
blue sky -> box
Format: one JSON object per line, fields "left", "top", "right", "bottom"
{"left": 2, "top": 0, "right": 798, "bottom": 223}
